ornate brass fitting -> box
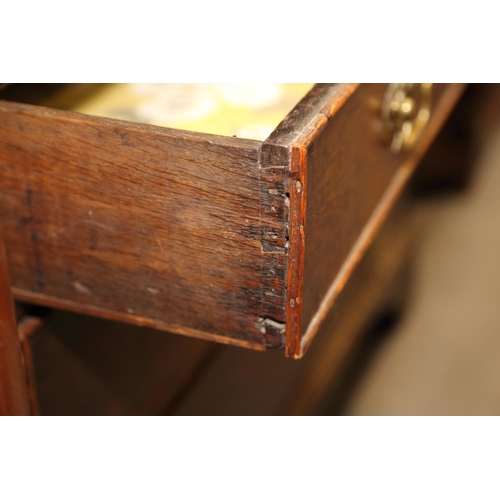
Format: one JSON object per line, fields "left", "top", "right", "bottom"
{"left": 381, "top": 83, "right": 432, "bottom": 154}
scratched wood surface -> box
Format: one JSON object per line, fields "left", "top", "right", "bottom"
{"left": 264, "top": 83, "right": 466, "bottom": 357}
{"left": 172, "top": 200, "right": 412, "bottom": 415}
{"left": 0, "top": 84, "right": 465, "bottom": 357}
{"left": 297, "top": 84, "right": 466, "bottom": 357}
{"left": 262, "top": 83, "right": 359, "bottom": 356}
{"left": 17, "top": 200, "right": 410, "bottom": 416}
{"left": 0, "top": 101, "right": 286, "bottom": 350}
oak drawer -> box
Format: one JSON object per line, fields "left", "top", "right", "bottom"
{"left": 0, "top": 83, "right": 465, "bottom": 357}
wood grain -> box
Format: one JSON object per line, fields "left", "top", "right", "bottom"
{"left": 0, "top": 233, "right": 30, "bottom": 415}
{"left": 0, "top": 101, "right": 286, "bottom": 350}
{"left": 0, "top": 84, "right": 466, "bottom": 357}
{"left": 297, "top": 84, "right": 466, "bottom": 357}
{"left": 264, "top": 83, "right": 465, "bottom": 357}
{"left": 282, "top": 198, "right": 413, "bottom": 414}
{"left": 171, "top": 202, "right": 412, "bottom": 415}
{"left": 262, "top": 84, "right": 359, "bottom": 356}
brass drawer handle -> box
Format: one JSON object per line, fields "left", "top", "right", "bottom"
{"left": 381, "top": 83, "right": 432, "bottom": 154}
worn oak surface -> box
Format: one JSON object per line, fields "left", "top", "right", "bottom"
{"left": 0, "top": 233, "right": 30, "bottom": 415}
{"left": 172, "top": 202, "right": 412, "bottom": 415}
{"left": 0, "top": 101, "right": 286, "bottom": 350}
{"left": 262, "top": 83, "right": 465, "bottom": 357}
{"left": 0, "top": 84, "right": 465, "bottom": 357}
{"left": 262, "top": 84, "right": 359, "bottom": 356}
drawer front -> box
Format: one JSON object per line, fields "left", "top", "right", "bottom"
{"left": 263, "top": 83, "right": 466, "bottom": 357}
{"left": 303, "top": 85, "right": 444, "bottom": 342}
{"left": 300, "top": 83, "right": 466, "bottom": 356}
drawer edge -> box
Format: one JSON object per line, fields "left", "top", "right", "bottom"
{"left": 12, "top": 287, "right": 267, "bottom": 352}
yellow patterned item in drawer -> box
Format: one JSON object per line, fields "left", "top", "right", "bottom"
{"left": 65, "top": 83, "right": 313, "bottom": 141}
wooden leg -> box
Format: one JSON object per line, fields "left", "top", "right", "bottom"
{"left": 0, "top": 233, "right": 30, "bottom": 415}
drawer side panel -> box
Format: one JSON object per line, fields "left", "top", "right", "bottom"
{"left": 0, "top": 102, "right": 286, "bottom": 349}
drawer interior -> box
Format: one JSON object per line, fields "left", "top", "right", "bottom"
{"left": 0, "top": 83, "right": 313, "bottom": 141}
